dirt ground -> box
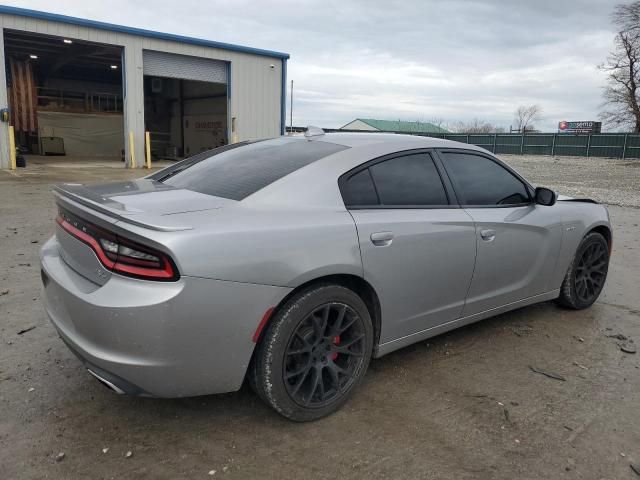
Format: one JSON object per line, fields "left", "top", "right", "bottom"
{"left": 0, "top": 155, "right": 639, "bottom": 480}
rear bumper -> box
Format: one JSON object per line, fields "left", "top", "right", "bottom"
{"left": 40, "top": 236, "right": 291, "bottom": 397}
{"left": 57, "top": 332, "right": 149, "bottom": 396}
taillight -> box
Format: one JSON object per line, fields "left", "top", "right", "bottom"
{"left": 56, "top": 209, "right": 179, "bottom": 281}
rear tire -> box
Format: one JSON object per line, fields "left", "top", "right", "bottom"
{"left": 557, "top": 232, "right": 609, "bottom": 309}
{"left": 250, "top": 284, "right": 373, "bottom": 422}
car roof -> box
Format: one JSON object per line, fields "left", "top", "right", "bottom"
{"left": 242, "top": 133, "right": 492, "bottom": 209}
{"left": 316, "top": 132, "right": 488, "bottom": 153}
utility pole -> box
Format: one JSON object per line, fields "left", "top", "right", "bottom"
{"left": 289, "top": 80, "right": 293, "bottom": 134}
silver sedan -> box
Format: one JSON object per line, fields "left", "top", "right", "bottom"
{"left": 41, "top": 131, "right": 611, "bottom": 421}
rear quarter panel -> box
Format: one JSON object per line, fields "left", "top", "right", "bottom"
{"left": 118, "top": 207, "right": 363, "bottom": 287}
{"left": 112, "top": 143, "right": 419, "bottom": 288}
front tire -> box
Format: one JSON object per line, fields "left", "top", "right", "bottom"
{"left": 250, "top": 284, "right": 373, "bottom": 422}
{"left": 557, "top": 232, "right": 609, "bottom": 309}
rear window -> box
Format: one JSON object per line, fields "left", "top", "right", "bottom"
{"left": 152, "top": 137, "right": 348, "bottom": 200}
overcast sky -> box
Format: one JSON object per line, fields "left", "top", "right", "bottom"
{"left": 6, "top": 0, "right": 620, "bottom": 131}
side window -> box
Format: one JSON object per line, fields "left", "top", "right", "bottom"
{"left": 342, "top": 169, "right": 379, "bottom": 206}
{"left": 441, "top": 152, "right": 530, "bottom": 206}
{"left": 368, "top": 153, "right": 448, "bottom": 206}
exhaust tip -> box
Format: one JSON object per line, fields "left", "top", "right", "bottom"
{"left": 87, "top": 369, "right": 125, "bottom": 394}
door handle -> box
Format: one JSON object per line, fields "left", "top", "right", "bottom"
{"left": 480, "top": 229, "right": 496, "bottom": 241}
{"left": 370, "top": 231, "right": 394, "bottom": 247}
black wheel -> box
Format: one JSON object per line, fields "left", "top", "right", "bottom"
{"left": 250, "top": 284, "right": 373, "bottom": 421}
{"left": 558, "top": 232, "right": 609, "bottom": 309}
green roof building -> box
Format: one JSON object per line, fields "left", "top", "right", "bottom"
{"left": 340, "top": 118, "right": 449, "bottom": 134}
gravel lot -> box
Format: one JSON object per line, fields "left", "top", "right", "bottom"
{"left": 1, "top": 155, "right": 639, "bottom": 479}
{"left": 503, "top": 155, "right": 640, "bottom": 208}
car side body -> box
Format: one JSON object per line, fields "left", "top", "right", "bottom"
{"left": 40, "top": 133, "right": 611, "bottom": 400}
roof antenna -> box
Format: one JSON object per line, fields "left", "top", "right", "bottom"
{"left": 304, "top": 126, "right": 325, "bottom": 140}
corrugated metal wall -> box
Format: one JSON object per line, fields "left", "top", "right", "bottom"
{"left": 0, "top": 12, "right": 284, "bottom": 168}
{"left": 142, "top": 50, "right": 228, "bottom": 83}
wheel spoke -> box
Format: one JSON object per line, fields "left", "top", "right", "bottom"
{"left": 589, "top": 255, "right": 603, "bottom": 268}
{"left": 316, "top": 368, "right": 326, "bottom": 401}
{"left": 334, "top": 334, "right": 365, "bottom": 355}
{"left": 326, "top": 365, "right": 342, "bottom": 392}
{"left": 330, "top": 305, "right": 347, "bottom": 337}
{"left": 334, "top": 348, "right": 363, "bottom": 357}
{"left": 285, "top": 360, "right": 311, "bottom": 379}
{"left": 322, "top": 305, "right": 330, "bottom": 328}
{"left": 305, "top": 367, "right": 321, "bottom": 405}
{"left": 290, "top": 366, "right": 311, "bottom": 396}
{"left": 332, "top": 362, "right": 354, "bottom": 380}
{"left": 294, "top": 331, "right": 313, "bottom": 348}
{"left": 576, "top": 278, "right": 587, "bottom": 299}
{"left": 311, "top": 307, "right": 329, "bottom": 340}
{"left": 337, "top": 316, "right": 357, "bottom": 334}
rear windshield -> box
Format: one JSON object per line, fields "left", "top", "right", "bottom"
{"left": 151, "top": 137, "right": 348, "bottom": 200}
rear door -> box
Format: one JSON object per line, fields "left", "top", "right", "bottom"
{"left": 340, "top": 150, "right": 477, "bottom": 343}
{"left": 438, "top": 149, "right": 562, "bottom": 316}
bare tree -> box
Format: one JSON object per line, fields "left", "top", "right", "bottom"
{"left": 427, "top": 117, "right": 449, "bottom": 131}
{"left": 600, "top": 1, "right": 640, "bottom": 132}
{"left": 452, "top": 118, "right": 501, "bottom": 133}
{"left": 514, "top": 105, "right": 542, "bottom": 133}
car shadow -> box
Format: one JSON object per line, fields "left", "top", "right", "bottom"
{"left": 51, "top": 297, "right": 596, "bottom": 442}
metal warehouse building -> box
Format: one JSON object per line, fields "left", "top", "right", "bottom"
{"left": 0, "top": 6, "right": 288, "bottom": 169}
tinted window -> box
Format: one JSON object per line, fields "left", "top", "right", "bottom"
{"left": 442, "top": 153, "right": 530, "bottom": 206}
{"left": 342, "top": 169, "right": 379, "bottom": 206}
{"left": 157, "top": 137, "right": 348, "bottom": 200}
{"left": 369, "top": 153, "right": 448, "bottom": 206}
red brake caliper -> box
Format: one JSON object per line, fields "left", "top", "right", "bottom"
{"left": 331, "top": 335, "right": 340, "bottom": 360}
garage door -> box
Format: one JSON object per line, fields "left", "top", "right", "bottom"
{"left": 142, "top": 50, "right": 228, "bottom": 83}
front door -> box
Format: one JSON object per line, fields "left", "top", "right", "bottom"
{"left": 340, "top": 151, "right": 477, "bottom": 343}
{"left": 438, "top": 150, "right": 562, "bottom": 316}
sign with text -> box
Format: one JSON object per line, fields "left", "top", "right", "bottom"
{"left": 558, "top": 121, "right": 602, "bottom": 134}
{"left": 183, "top": 114, "right": 227, "bottom": 156}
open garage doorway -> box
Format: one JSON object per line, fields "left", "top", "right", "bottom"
{"left": 143, "top": 50, "right": 228, "bottom": 162}
{"left": 3, "top": 30, "right": 124, "bottom": 167}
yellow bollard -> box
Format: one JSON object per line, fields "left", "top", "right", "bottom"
{"left": 8, "top": 125, "right": 17, "bottom": 170}
{"left": 128, "top": 131, "right": 135, "bottom": 169}
{"left": 231, "top": 117, "right": 238, "bottom": 144}
{"left": 145, "top": 131, "right": 151, "bottom": 169}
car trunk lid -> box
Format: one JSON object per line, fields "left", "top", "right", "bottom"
{"left": 54, "top": 179, "right": 234, "bottom": 231}
{"left": 53, "top": 179, "right": 234, "bottom": 285}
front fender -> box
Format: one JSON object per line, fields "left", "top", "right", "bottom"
{"left": 550, "top": 202, "right": 611, "bottom": 288}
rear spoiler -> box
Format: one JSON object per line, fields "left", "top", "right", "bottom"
{"left": 53, "top": 185, "right": 193, "bottom": 232}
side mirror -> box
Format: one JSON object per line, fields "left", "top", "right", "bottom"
{"left": 535, "top": 187, "right": 556, "bottom": 206}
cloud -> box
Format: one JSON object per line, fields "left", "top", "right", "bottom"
{"left": 5, "top": 0, "right": 619, "bottom": 130}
